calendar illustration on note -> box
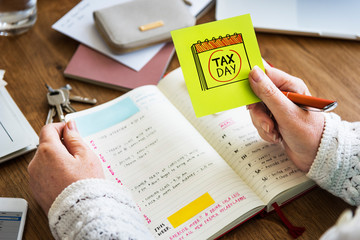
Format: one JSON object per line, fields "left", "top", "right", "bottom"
{"left": 171, "top": 14, "right": 264, "bottom": 117}
{"left": 191, "top": 33, "right": 251, "bottom": 91}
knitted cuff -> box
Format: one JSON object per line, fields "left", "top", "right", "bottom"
{"left": 48, "top": 178, "right": 132, "bottom": 219}
{"left": 307, "top": 113, "right": 360, "bottom": 205}
{"left": 48, "top": 178, "right": 152, "bottom": 239}
{"left": 307, "top": 113, "right": 340, "bottom": 188}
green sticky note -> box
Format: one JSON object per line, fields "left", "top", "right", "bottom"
{"left": 171, "top": 14, "right": 264, "bottom": 117}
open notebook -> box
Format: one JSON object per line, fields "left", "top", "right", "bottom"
{"left": 65, "top": 67, "right": 315, "bottom": 239}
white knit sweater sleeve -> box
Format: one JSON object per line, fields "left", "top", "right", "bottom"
{"left": 48, "top": 178, "right": 154, "bottom": 240}
{"left": 307, "top": 113, "right": 360, "bottom": 206}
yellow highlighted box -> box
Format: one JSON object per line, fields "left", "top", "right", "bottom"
{"left": 167, "top": 192, "right": 215, "bottom": 228}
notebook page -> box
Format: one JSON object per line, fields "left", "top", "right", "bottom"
{"left": 158, "top": 68, "right": 313, "bottom": 205}
{"left": 65, "top": 85, "right": 264, "bottom": 239}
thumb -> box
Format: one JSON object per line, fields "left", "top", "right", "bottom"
{"left": 249, "top": 66, "right": 297, "bottom": 119}
{"left": 63, "top": 120, "right": 89, "bottom": 158}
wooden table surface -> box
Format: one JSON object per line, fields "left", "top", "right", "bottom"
{"left": 1, "top": 1, "right": 359, "bottom": 239}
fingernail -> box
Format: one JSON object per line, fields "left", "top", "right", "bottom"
{"left": 261, "top": 122, "right": 270, "bottom": 133}
{"left": 272, "top": 134, "right": 280, "bottom": 143}
{"left": 249, "top": 66, "right": 262, "bottom": 82}
{"left": 66, "top": 120, "right": 77, "bottom": 131}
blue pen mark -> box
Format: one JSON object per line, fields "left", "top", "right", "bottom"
{"left": 74, "top": 97, "right": 139, "bottom": 137}
{"left": 0, "top": 216, "right": 21, "bottom": 221}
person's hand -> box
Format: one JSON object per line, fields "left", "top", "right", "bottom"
{"left": 247, "top": 63, "right": 325, "bottom": 172}
{"left": 28, "top": 121, "right": 105, "bottom": 214}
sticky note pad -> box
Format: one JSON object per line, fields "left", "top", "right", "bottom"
{"left": 167, "top": 192, "right": 215, "bottom": 228}
{"left": 171, "top": 14, "right": 264, "bottom": 117}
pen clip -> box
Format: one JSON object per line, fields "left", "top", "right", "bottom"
{"left": 322, "top": 101, "right": 338, "bottom": 112}
{"left": 298, "top": 102, "right": 337, "bottom": 112}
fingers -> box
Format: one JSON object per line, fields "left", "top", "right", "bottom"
{"left": 33, "top": 120, "right": 94, "bottom": 163}
{"left": 28, "top": 121, "right": 105, "bottom": 215}
{"left": 31, "top": 122, "right": 71, "bottom": 165}
{"left": 62, "top": 120, "right": 92, "bottom": 160}
{"left": 264, "top": 64, "right": 310, "bottom": 95}
{"left": 248, "top": 102, "right": 280, "bottom": 143}
{"left": 62, "top": 120, "right": 105, "bottom": 178}
{"left": 249, "top": 66, "right": 301, "bottom": 125}
{"left": 38, "top": 122, "right": 66, "bottom": 144}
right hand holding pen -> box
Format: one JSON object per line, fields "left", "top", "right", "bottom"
{"left": 247, "top": 64, "right": 325, "bottom": 172}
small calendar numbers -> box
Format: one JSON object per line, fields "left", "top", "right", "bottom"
{"left": 262, "top": 184, "right": 269, "bottom": 193}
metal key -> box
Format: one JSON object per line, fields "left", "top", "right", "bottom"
{"left": 60, "top": 84, "right": 97, "bottom": 108}
{"left": 69, "top": 95, "right": 97, "bottom": 105}
{"left": 59, "top": 88, "right": 76, "bottom": 113}
{"left": 45, "top": 107, "right": 56, "bottom": 124}
{"left": 45, "top": 83, "right": 56, "bottom": 93}
{"left": 47, "top": 90, "right": 66, "bottom": 122}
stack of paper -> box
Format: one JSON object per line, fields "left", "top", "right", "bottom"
{"left": 0, "top": 71, "right": 38, "bottom": 163}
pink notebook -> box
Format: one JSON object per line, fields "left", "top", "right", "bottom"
{"left": 64, "top": 43, "right": 175, "bottom": 91}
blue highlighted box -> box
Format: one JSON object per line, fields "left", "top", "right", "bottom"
{"left": 74, "top": 97, "right": 139, "bottom": 137}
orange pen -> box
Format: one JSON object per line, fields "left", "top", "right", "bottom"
{"left": 281, "top": 91, "right": 337, "bottom": 112}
